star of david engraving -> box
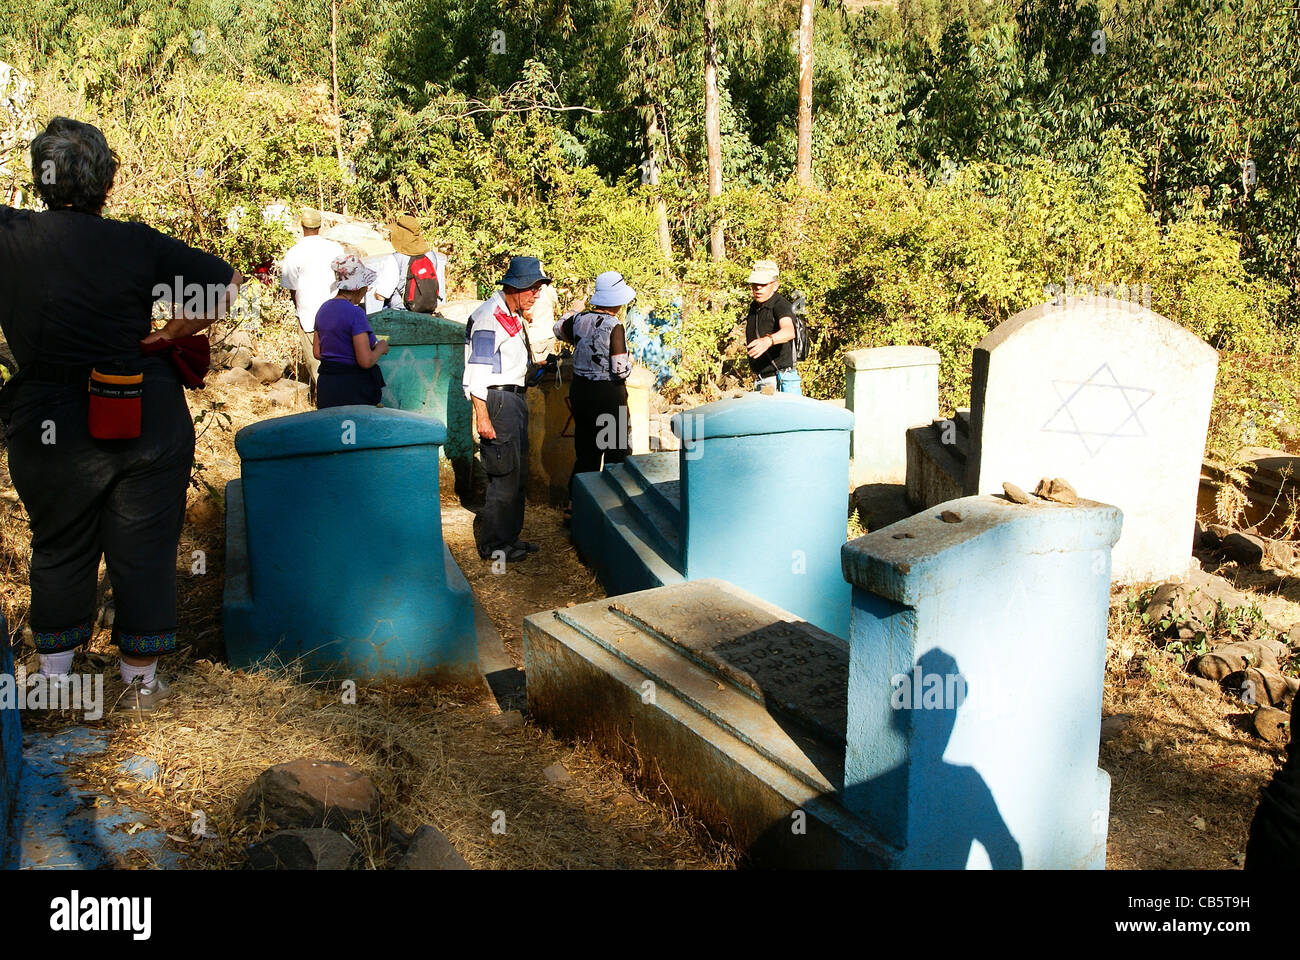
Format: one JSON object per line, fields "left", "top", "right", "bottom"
{"left": 1040, "top": 362, "right": 1155, "bottom": 458}
{"left": 378, "top": 347, "right": 442, "bottom": 409}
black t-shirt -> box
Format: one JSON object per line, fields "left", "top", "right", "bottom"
{"left": 745, "top": 291, "right": 796, "bottom": 376}
{"left": 0, "top": 207, "right": 233, "bottom": 368}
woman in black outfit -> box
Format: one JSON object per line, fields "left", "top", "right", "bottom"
{"left": 554, "top": 271, "right": 637, "bottom": 523}
{"left": 0, "top": 117, "right": 240, "bottom": 710}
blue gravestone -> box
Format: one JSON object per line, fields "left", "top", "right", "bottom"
{"left": 0, "top": 618, "right": 21, "bottom": 867}
{"left": 571, "top": 394, "right": 853, "bottom": 638}
{"left": 223, "top": 406, "right": 478, "bottom": 681}
{"left": 841, "top": 494, "right": 1122, "bottom": 869}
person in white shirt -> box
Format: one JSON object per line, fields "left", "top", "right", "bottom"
{"left": 279, "top": 208, "right": 343, "bottom": 380}
{"left": 464, "top": 256, "right": 549, "bottom": 563}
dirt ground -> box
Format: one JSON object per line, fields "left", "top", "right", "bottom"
{"left": 0, "top": 310, "right": 1291, "bottom": 869}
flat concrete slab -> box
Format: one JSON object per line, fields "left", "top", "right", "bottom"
{"left": 525, "top": 579, "right": 892, "bottom": 867}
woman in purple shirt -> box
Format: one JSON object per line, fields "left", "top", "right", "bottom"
{"left": 313, "top": 254, "right": 390, "bottom": 408}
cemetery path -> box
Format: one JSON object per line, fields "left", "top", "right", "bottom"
{"left": 438, "top": 497, "right": 605, "bottom": 668}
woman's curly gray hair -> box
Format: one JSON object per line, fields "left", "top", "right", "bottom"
{"left": 30, "top": 117, "right": 119, "bottom": 213}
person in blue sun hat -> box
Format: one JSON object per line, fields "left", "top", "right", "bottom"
{"left": 553, "top": 270, "right": 637, "bottom": 525}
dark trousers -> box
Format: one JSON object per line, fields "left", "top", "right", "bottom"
{"left": 569, "top": 375, "right": 629, "bottom": 496}
{"left": 316, "top": 360, "right": 385, "bottom": 408}
{"left": 4, "top": 359, "right": 193, "bottom": 657}
{"left": 474, "top": 387, "right": 529, "bottom": 556}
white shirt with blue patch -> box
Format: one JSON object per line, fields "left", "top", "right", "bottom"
{"left": 463, "top": 291, "right": 529, "bottom": 401}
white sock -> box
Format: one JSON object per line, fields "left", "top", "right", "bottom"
{"left": 38, "top": 651, "right": 76, "bottom": 676}
{"left": 120, "top": 661, "right": 157, "bottom": 685}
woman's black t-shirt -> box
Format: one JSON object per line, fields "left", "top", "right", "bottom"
{"left": 0, "top": 207, "right": 233, "bottom": 368}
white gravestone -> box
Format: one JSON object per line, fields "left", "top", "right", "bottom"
{"left": 845, "top": 346, "right": 940, "bottom": 488}
{"left": 965, "top": 297, "right": 1218, "bottom": 584}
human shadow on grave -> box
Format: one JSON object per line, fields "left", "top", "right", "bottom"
{"left": 842, "top": 648, "right": 1022, "bottom": 869}
{"left": 737, "top": 643, "right": 1022, "bottom": 869}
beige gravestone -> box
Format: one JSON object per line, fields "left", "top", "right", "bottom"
{"left": 965, "top": 297, "right": 1218, "bottom": 584}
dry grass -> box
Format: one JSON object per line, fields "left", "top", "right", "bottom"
{"left": 55, "top": 661, "right": 735, "bottom": 869}
{"left": 0, "top": 302, "right": 735, "bottom": 870}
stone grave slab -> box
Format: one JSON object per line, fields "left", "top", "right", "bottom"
{"left": 524, "top": 579, "right": 893, "bottom": 868}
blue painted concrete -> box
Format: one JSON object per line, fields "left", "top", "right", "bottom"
{"left": 0, "top": 622, "right": 21, "bottom": 867}
{"left": 841, "top": 495, "right": 1122, "bottom": 869}
{"left": 7, "top": 727, "right": 184, "bottom": 869}
{"left": 572, "top": 394, "right": 854, "bottom": 638}
{"left": 223, "top": 405, "right": 478, "bottom": 680}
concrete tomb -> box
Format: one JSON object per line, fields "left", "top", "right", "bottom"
{"left": 526, "top": 493, "right": 1121, "bottom": 868}
{"left": 570, "top": 393, "right": 854, "bottom": 638}
{"left": 370, "top": 309, "right": 474, "bottom": 500}
{"left": 907, "top": 297, "right": 1217, "bottom": 583}
{"left": 845, "top": 346, "right": 940, "bottom": 489}
{"left": 223, "top": 406, "right": 477, "bottom": 680}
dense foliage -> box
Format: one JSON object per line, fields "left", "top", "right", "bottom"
{"left": 1, "top": 0, "right": 1296, "bottom": 457}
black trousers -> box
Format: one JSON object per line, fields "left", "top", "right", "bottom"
{"left": 569, "top": 375, "right": 629, "bottom": 496}
{"left": 474, "top": 387, "right": 529, "bottom": 556}
{"left": 4, "top": 358, "right": 193, "bottom": 658}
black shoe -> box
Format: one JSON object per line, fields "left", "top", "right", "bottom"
{"left": 513, "top": 540, "right": 540, "bottom": 553}
{"left": 483, "top": 545, "right": 528, "bottom": 563}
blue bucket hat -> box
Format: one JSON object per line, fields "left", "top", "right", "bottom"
{"left": 500, "top": 255, "right": 552, "bottom": 290}
{"left": 589, "top": 270, "right": 637, "bottom": 308}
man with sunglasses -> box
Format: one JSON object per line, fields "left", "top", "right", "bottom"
{"left": 743, "top": 260, "right": 801, "bottom": 395}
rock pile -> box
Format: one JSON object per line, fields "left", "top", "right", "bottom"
{"left": 238, "top": 758, "right": 471, "bottom": 870}
{"left": 1139, "top": 568, "right": 1298, "bottom": 743}
{"left": 211, "top": 331, "right": 309, "bottom": 409}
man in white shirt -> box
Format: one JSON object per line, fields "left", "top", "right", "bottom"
{"left": 464, "top": 255, "right": 549, "bottom": 563}
{"left": 279, "top": 208, "right": 343, "bottom": 380}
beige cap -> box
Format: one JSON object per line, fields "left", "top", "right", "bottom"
{"left": 300, "top": 207, "right": 322, "bottom": 228}
{"left": 747, "top": 259, "right": 779, "bottom": 284}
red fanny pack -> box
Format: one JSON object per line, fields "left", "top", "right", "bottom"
{"left": 88, "top": 365, "right": 144, "bottom": 440}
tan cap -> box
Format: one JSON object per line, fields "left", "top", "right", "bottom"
{"left": 747, "top": 259, "right": 779, "bottom": 284}
{"left": 300, "top": 208, "right": 322, "bottom": 228}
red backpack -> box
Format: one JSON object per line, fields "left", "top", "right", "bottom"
{"left": 404, "top": 254, "right": 440, "bottom": 313}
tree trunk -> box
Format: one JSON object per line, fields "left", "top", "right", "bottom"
{"left": 643, "top": 107, "right": 674, "bottom": 266}
{"left": 331, "top": 0, "right": 347, "bottom": 214}
{"left": 796, "top": 0, "right": 814, "bottom": 188}
{"left": 704, "top": 0, "right": 725, "bottom": 262}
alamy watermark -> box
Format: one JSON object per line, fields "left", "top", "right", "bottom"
{"left": 1044, "top": 277, "right": 1151, "bottom": 312}
{"left": 1, "top": 666, "right": 104, "bottom": 720}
